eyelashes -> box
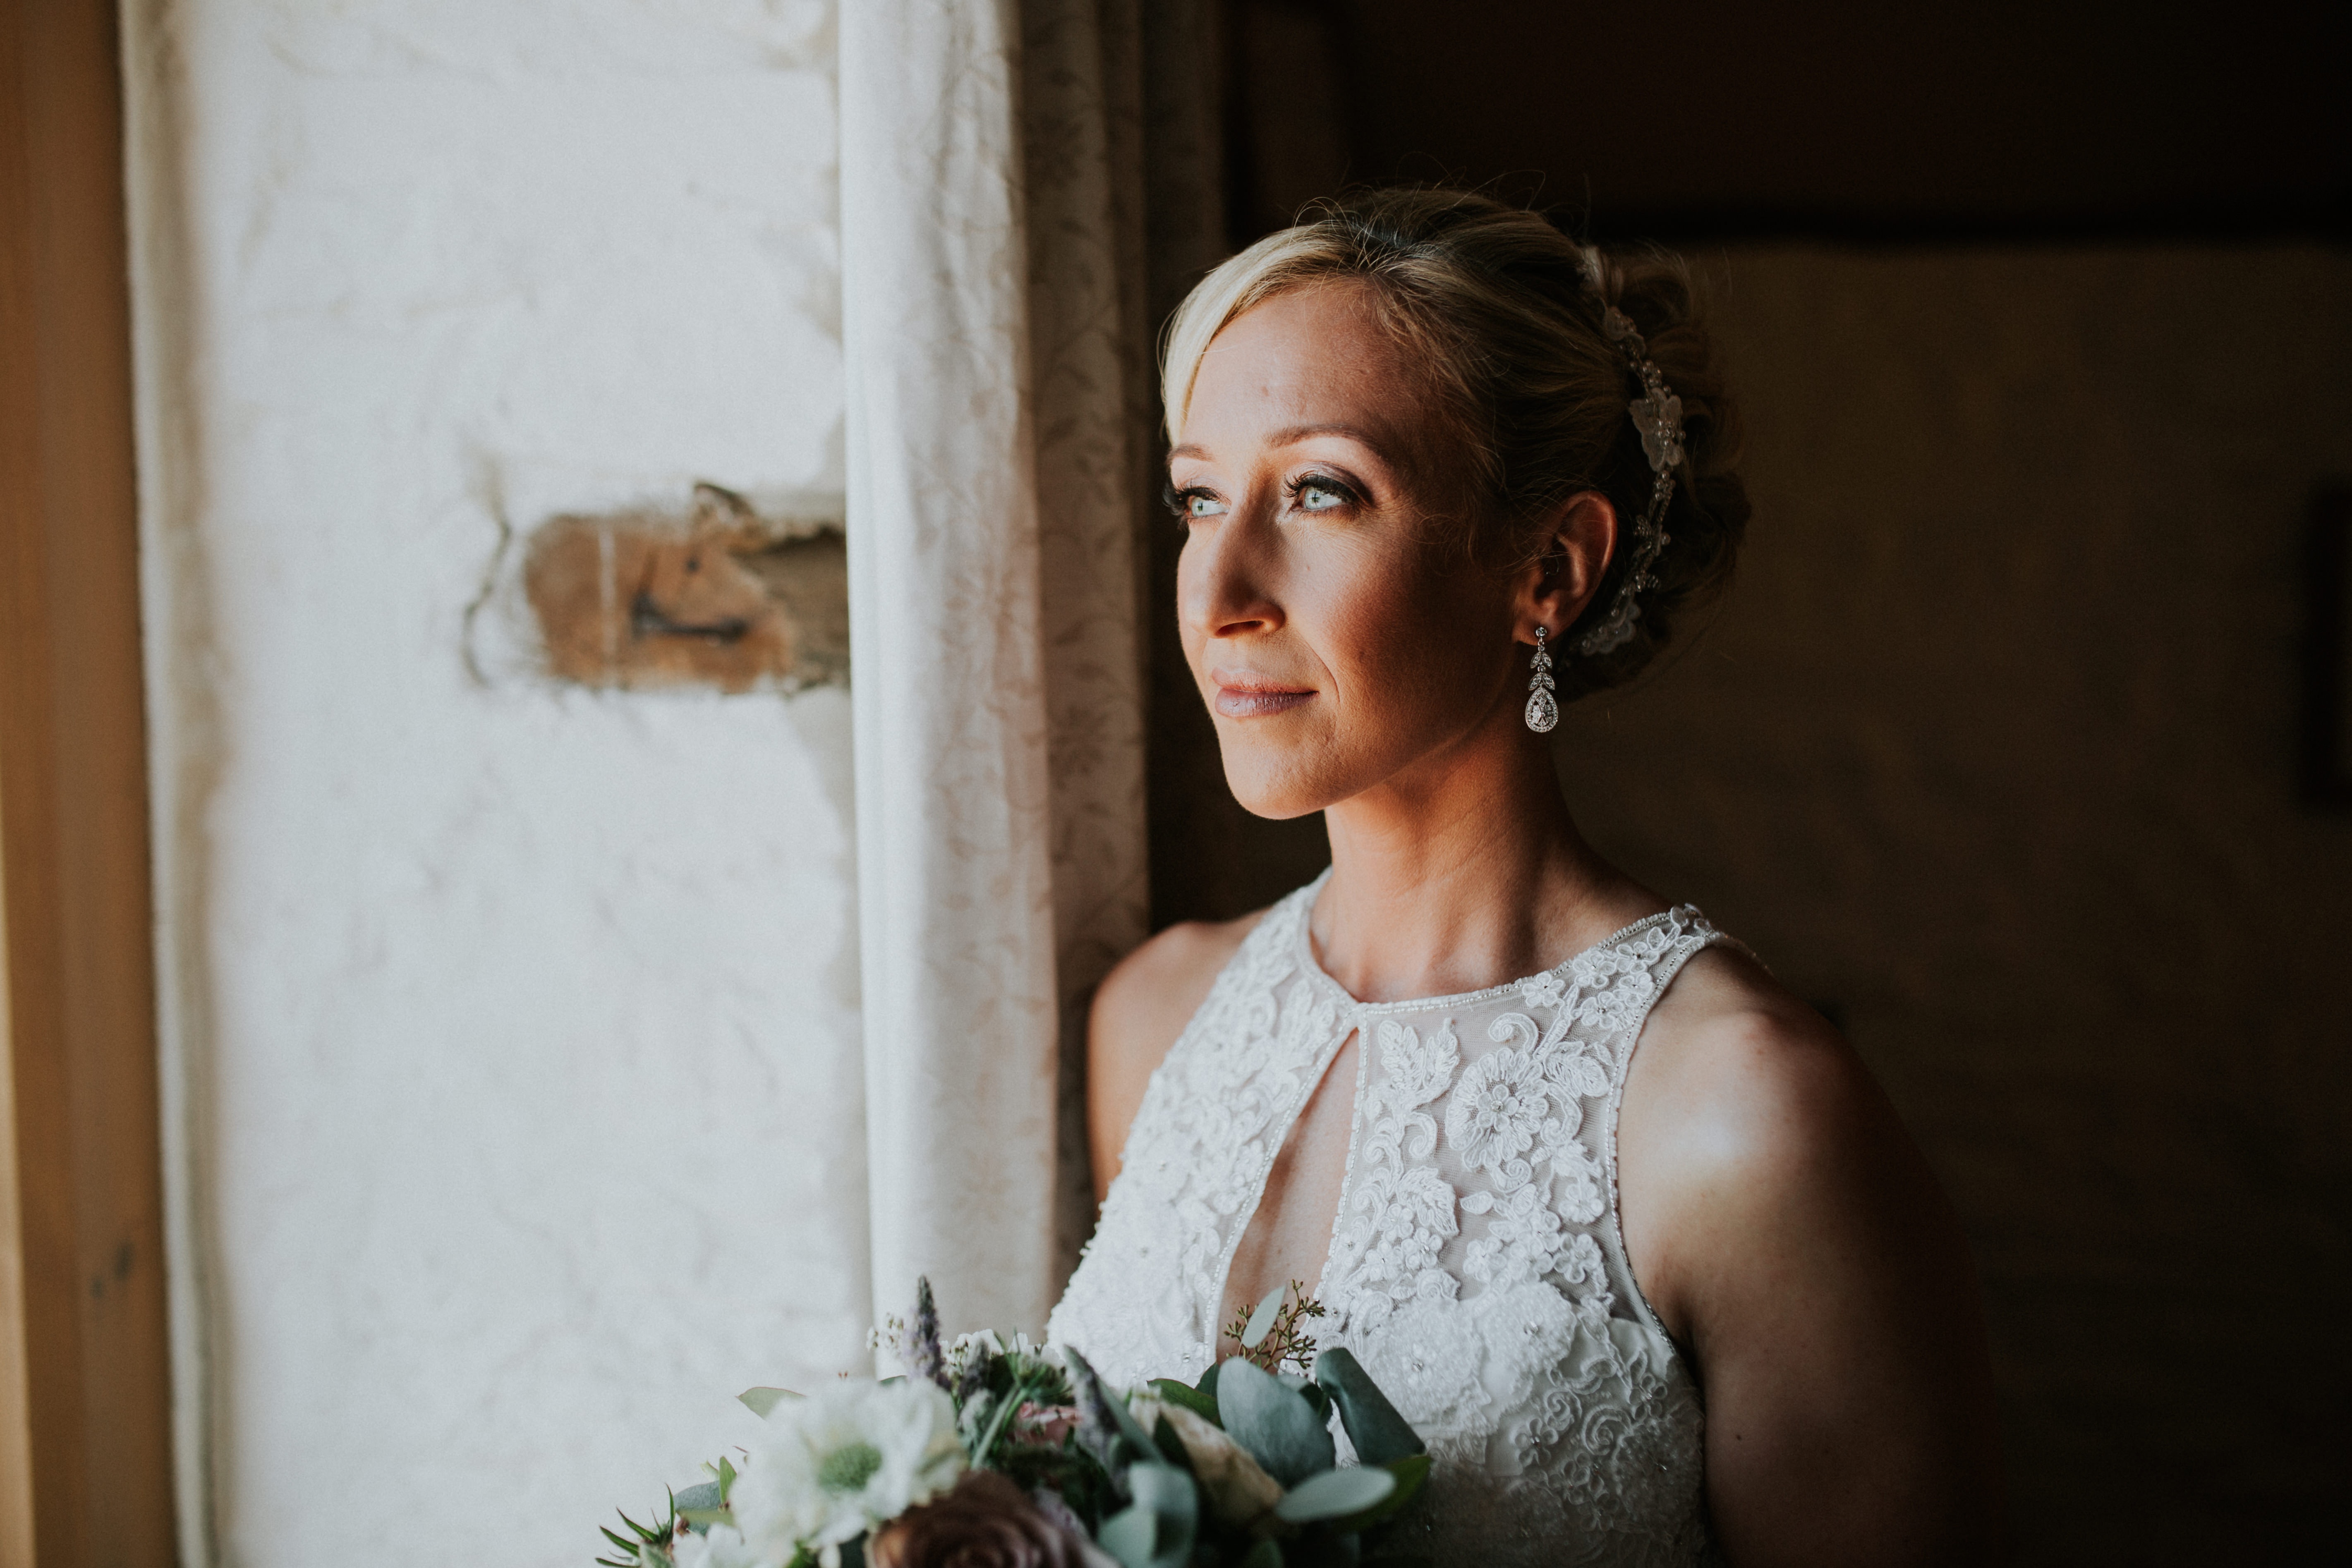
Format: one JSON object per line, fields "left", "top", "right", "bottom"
{"left": 1162, "top": 472, "right": 1365, "bottom": 523}
{"left": 1285, "top": 472, "right": 1360, "bottom": 512}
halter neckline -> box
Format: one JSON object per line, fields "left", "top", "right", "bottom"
{"left": 1289, "top": 867, "right": 1687, "bottom": 1015}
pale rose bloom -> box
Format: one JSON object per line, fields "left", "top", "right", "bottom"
{"left": 1012, "top": 1401, "right": 1079, "bottom": 1445}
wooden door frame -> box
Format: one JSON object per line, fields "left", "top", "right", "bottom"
{"left": 0, "top": 0, "right": 178, "bottom": 1563}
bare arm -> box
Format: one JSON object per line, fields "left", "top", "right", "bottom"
{"left": 1621, "top": 951, "right": 2007, "bottom": 1566}
{"left": 1085, "top": 912, "right": 1262, "bottom": 1204}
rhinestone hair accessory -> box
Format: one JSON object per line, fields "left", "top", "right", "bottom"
{"left": 1574, "top": 304, "right": 1685, "bottom": 656}
{"left": 1524, "top": 625, "right": 1558, "bottom": 732}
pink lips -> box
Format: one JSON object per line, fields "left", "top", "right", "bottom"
{"left": 1212, "top": 670, "right": 1315, "bottom": 718}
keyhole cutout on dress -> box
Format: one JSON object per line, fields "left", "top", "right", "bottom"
{"left": 1218, "top": 1028, "right": 1363, "bottom": 1354}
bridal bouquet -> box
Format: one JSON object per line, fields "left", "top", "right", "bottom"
{"left": 596, "top": 1281, "right": 1430, "bottom": 1568}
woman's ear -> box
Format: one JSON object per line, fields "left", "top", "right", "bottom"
{"left": 1519, "top": 491, "right": 1618, "bottom": 640}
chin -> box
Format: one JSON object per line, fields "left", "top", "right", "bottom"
{"left": 1218, "top": 737, "right": 1346, "bottom": 821}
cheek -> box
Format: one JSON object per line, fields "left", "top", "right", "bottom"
{"left": 1320, "top": 553, "right": 1498, "bottom": 721}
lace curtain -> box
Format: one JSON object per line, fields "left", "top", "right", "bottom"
{"left": 841, "top": 0, "right": 1152, "bottom": 1339}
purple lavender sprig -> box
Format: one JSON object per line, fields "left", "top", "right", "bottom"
{"left": 906, "top": 1275, "right": 949, "bottom": 1390}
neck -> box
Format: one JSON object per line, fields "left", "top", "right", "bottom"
{"left": 1310, "top": 718, "right": 1657, "bottom": 1003}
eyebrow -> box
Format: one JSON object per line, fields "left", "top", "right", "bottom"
{"left": 1168, "top": 423, "right": 1389, "bottom": 463}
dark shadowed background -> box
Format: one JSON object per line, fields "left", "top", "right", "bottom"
{"left": 1133, "top": 2, "right": 2352, "bottom": 1559}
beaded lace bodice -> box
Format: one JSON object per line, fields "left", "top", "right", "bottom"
{"left": 1048, "top": 874, "right": 1735, "bottom": 1566}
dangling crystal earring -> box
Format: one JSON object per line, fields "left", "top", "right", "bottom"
{"left": 1524, "top": 627, "right": 1559, "bottom": 733}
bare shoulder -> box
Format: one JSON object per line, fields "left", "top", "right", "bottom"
{"left": 1084, "top": 909, "right": 1265, "bottom": 1201}
{"left": 1623, "top": 945, "right": 1947, "bottom": 1330}
{"left": 1631, "top": 946, "right": 1898, "bottom": 1198}
{"left": 1623, "top": 945, "right": 2006, "bottom": 1562}
{"left": 1091, "top": 910, "right": 1261, "bottom": 1078}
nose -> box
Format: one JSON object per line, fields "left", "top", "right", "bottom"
{"left": 1178, "top": 499, "right": 1284, "bottom": 642}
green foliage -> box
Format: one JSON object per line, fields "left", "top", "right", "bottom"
{"left": 1099, "top": 1461, "right": 1199, "bottom": 1568}
{"left": 1214, "top": 1357, "right": 1336, "bottom": 1487}
{"left": 739, "top": 1386, "right": 798, "bottom": 1417}
{"left": 1329, "top": 1455, "right": 1429, "bottom": 1533}
{"left": 599, "top": 1285, "right": 1430, "bottom": 1568}
{"left": 1147, "top": 1376, "right": 1222, "bottom": 1427}
{"left": 673, "top": 1476, "right": 730, "bottom": 1536}
{"left": 1312, "top": 1348, "right": 1425, "bottom": 1467}
{"left": 1272, "top": 1466, "right": 1395, "bottom": 1524}
{"left": 1221, "top": 1282, "right": 1327, "bottom": 1375}
{"left": 594, "top": 1493, "right": 678, "bottom": 1567}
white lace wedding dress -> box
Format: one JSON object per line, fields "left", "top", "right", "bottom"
{"left": 1048, "top": 872, "right": 1738, "bottom": 1565}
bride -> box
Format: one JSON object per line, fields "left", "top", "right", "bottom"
{"left": 1047, "top": 191, "right": 2004, "bottom": 1565}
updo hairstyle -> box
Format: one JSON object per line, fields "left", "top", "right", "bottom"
{"left": 1162, "top": 188, "right": 1749, "bottom": 700}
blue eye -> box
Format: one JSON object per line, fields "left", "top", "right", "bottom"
{"left": 1293, "top": 477, "right": 1351, "bottom": 512}
{"left": 1164, "top": 483, "right": 1226, "bottom": 521}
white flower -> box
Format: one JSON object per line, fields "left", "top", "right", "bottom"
{"left": 672, "top": 1523, "right": 777, "bottom": 1568}
{"left": 728, "top": 1379, "right": 965, "bottom": 1559}
{"left": 1358, "top": 1163, "right": 1458, "bottom": 1285}
{"left": 1578, "top": 970, "right": 1657, "bottom": 1036}
{"left": 1463, "top": 1180, "right": 1566, "bottom": 1287}
{"left": 1555, "top": 1231, "right": 1610, "bottom": 1301}
{"left": 1445, "top": 1048, "right": 1549, "bottom": 1176}
{"left": 945, "top": 1329, "right": 1004, "bottom": 1388}
{"left": 1126, "top": 1395, "right": 1284, "bottom": 1526}
{"left": 1552, "top": 1142, "right": 1606, "bottom": 1225}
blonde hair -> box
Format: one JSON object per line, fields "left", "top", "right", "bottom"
{"left": 1161, "top": 189, "right": 1748, "bottom": 698}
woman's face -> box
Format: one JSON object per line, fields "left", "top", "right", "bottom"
{"left": 1170, "top": 281, "right": 1531, "bottom": 820}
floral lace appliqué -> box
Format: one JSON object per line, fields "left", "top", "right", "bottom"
{"left": 1052, "top": 886, "right": 1733, "bottom": 1567}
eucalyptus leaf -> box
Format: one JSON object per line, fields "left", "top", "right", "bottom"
{"left": 678, "top": 1505, "right": 731, "bottom": 1534}
{"left": 1314, "top": 1348, "right": 1425, "bottom": 1466}
{"left": 1242, "top": 1286, "right": 1287, "bottom": 1349}
{"left": 1331, "top": 1453, "right": 1431, "bottom": 1532}
{"left": 1127, "top": 1462, "right": 1198, "bottom": 1568}
{"left": 1216, "top": 1356, "right": 1335, "bottom": 1486}
{"left": 1098, "top": 1504, "right": 1156, "bottom": 1568}
{"left": 1279, "top": 1376, "right": 1332, "bottom": 1422}
{"left": 1195, "top": 1362, "right": 1222, "bottom": 1400}
{"left": 1148, "top": 1377, "right": 1222, "bottom": 1428}
{"left": 673, "top": 1482, "right": 722, "bottom": 1513}
{"left": 1129, "top": 1460, "right": 1196, "bottom": 1512}
{"left": 738, "top": 1386, "right": 800, "bottom": 1418}
{"left": 1273, "top": 1465, "right": 1395, "bottom": 1524}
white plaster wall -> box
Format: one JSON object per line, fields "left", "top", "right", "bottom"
{"left": 124, "top": 4, "right": 865, "bottom": 1564}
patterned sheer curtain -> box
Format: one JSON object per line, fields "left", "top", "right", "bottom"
{"left": 840, "top": 0, "right": 1160, "bottom": 1338}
